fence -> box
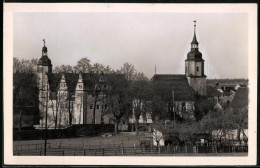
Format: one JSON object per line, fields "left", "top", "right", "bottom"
{"left": 13, "top": 145, "right": 248, "bottom": 156}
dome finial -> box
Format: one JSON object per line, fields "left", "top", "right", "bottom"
{"left": 43, "top": 39, "right": 46, "bottom": 47}
{"left": 42, "top": 39, "right": 48, "bottom": 55}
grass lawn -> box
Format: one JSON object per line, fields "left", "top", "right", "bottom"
{"left": 14, "top": 131, "right": 153, "bottom": 149}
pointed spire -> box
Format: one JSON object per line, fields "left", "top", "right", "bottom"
{"left": 191, "top": 20, "right": 198, "bottom": 44}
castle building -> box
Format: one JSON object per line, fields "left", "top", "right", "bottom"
{"left": 35, "top": 40, "right": 126, "bottom": 129}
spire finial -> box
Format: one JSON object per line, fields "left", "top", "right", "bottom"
{"left": 191, "top": 20, "right": 198, "bottom": 45}
{"left": 193, "top": 20, "right": 196, "bottom": 35}
{"left": 43, "top": 39, "right": 46, "bottom": 46}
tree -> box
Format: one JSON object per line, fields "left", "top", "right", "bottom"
{"left": 74, "top": 57, "right": 91, "bottom": 73}
{"left": 193, "top": 95, "right": 215, "bottom": 121}
{"left": 149, "top": 80, "right": 172, "bottom": 121}
{"left": 92, "top": 63, "right": 105, "bottom": 74}
{"left": 118, "top": 62, "right": 137, "bottom": 83}
{"left": 130, "top": 72, "right": 149, "bottom": 135}
{"left": 105, "top": 74, "right": 131, "bottom": 134}
{"left": 13, "top": 58, "right": 38, "bottom": 73}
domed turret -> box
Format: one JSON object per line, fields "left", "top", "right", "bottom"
{"left": 37, "top": 39, "right": 52, "bottom": 67}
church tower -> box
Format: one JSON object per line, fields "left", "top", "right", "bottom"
{"left": 185, "top": 21, "right": 207, "bottom": 95}
{"left": 37, "top": 40, "right": 52, "bottom": 127}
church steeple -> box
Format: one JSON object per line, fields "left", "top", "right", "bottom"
{"left": 191, "top": 20, "right": 199, "bottom": 49}
{"left": 185, "top": 20, "right": 206, "bottom": 96}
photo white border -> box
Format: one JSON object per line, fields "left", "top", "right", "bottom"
{"left": 3, "top": 3, "right": 257, "bottom": 165}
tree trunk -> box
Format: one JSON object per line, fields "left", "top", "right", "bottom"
{"left": 114, "top": 121, "right": 119, "bottom": 134}
{"left": 135, "top": 120, "right": 139, "bottom": 135}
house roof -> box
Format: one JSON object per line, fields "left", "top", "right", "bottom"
{"left": 206, "top": 85, "right": 222, "bottom": 97}
{"left": 151, "top": 74, "right": 195, "bottom": 101}
{"left": 207, "top": 79, "right": 248, "bottom": 87}
{"left": 47, "top": 73, "right": 62, "bottom": 92}
{"left": 47, "top": 72, "right": 125, "bottom": 94}
{"left": 230, "top": 87, "right": 248, "bottom": 109}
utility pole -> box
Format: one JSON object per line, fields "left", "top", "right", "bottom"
{"left": 44, "top": 74, "right": 48, "bottom": 156}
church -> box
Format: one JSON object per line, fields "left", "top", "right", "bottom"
{"left": 149, "top": 21, "right": 207, "bottom": 121}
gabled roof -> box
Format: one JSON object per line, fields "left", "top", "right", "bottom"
{"left": 47, "top": 73, "right": 62, "bottom": 92}
{"left": 230, "top": 87, "right": 248, "bottom": 109}
{"left": 47, "top": 73, "right": 125, "bottom": 94}
{"left": 151, "top": 74, "right": 195, "bottom": 101}
{"left": 206, "top": 85, "right": 222, "bottom": 97}
{"left": 64, "top": 73, "right": 79, "bottom": 93}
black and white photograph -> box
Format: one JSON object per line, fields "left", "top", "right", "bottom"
{"left": 3, "top": 3, "right": 257, "bottom": 166}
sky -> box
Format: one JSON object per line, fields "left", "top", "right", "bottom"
{"left": 13, "top": 12, "right": 248, "bottom": 79}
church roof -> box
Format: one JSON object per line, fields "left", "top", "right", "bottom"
{"left": 151, "top": 74, "right": 195, "bottom": 101}
{"left": 187, "top": 50, "right": 203, "bottom": 60}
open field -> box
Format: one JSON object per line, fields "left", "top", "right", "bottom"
{"left": 14, "top": 132, "right": 153, "bottom": 149}
{"left": 13, "top": 132, "right": 248, "bottom": 156}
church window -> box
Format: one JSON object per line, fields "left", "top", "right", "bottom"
{"left": 105, "top": 104, "right": 108, "bottom": 109}
{"left": 79, "top": 84, "right": 82, "bottom": 89}
{"left": 97, "top": 105, "right": 100, "bottom": 109}
{"left": 104, "top": 85, "right": 106, "bottom": 89}
{"left": 90, "top": 105, "right": 93, "bottom": 109}
{"left": 197, "top": 67, "right": 199, "bottom": 72}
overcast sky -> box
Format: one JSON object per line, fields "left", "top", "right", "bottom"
{"left": 13, "top": 12, "right": 248, "bottom": 79}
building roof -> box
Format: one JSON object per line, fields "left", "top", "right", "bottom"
{"left": 230, "top": 87, "right": 248, "bottom": 109}
{"left": 206, "top": 85, "right": 222, "bottom": 97}
{"left": 187, "top": 50, "right": 203, "bottom": 60}
{"left": 151, "top": 74, "right": 195, "bottom": 101}
{"left": 207, "top": 79, "right": 248, "bottom": 87}
{"left": 47, "top": 73, "right": 62, "bottom": 92}
{"left": 38, "top": 56, "right": 52, "bottom": 66}
{"left": 47, "top": 72, "right": 126, "bottom": 95}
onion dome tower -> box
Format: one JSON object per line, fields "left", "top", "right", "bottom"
{"left": 185, "top": 21, "right": 207, "bottom": 95}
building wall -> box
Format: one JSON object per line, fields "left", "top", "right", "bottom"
{"left": 187, "top": 76, "right": 207, "bottom": 96}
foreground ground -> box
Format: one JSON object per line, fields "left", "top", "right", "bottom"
{"left": 13, "top": 132, "right": 248, "bottom": 156}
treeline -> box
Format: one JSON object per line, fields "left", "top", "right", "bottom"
{"left": 13, "top": 57, "right": 148, "bottom": 79}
